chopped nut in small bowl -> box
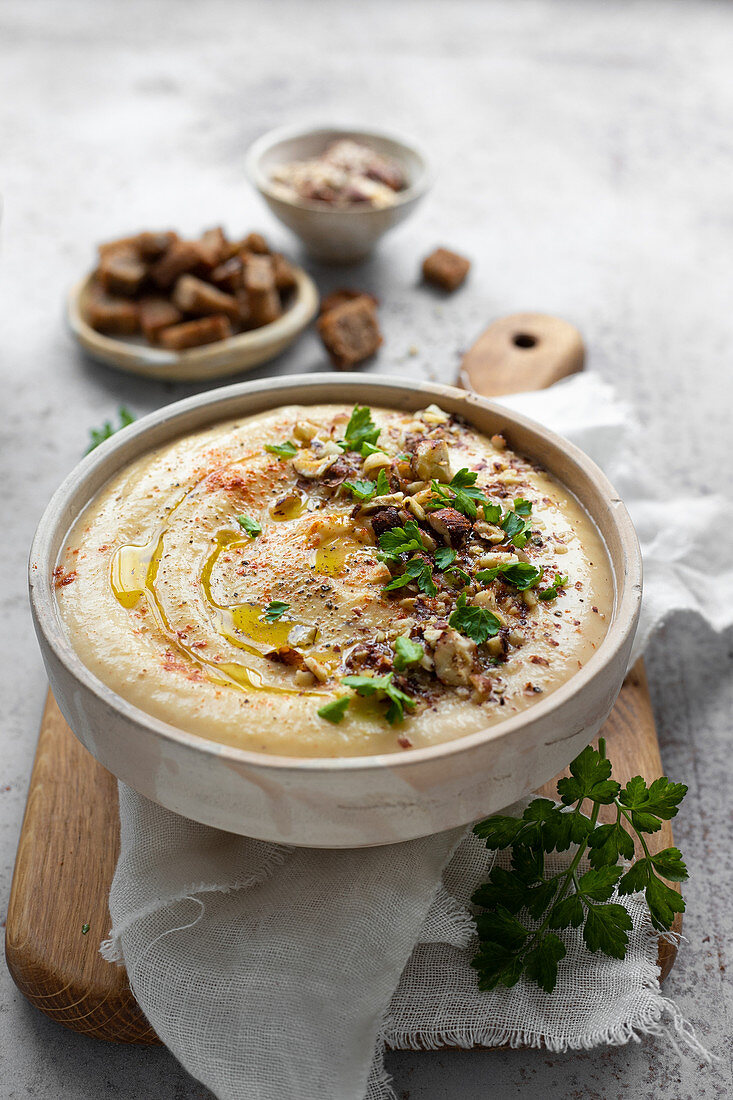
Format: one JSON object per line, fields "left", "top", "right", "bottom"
{"left": 67, "top": 227, "right": 319, "bottom": 382}
{"left": 246, "top": 124, "right": 432, "bottom": 263}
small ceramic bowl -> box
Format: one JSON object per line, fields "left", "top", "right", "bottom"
{"left": 246, "top": 124, "right": 432, "bottom": 263}
{"left": 67, "top": 265, "right": 319, "bottom": 383}
{"left": 29, "top": 375, "right": 641, "bottom": 847}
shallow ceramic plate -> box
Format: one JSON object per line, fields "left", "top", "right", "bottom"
{"left": 67, "top": 266, "right": 319, "bottom": 383}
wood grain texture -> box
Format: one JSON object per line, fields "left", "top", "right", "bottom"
{"left": 4, "top": 312, "right": 677, "bottom": 1047}
{"left": 459, "top": 312, "right": 585, "bottom": 395}
{"left": 5, "top": 693, "right": 158, "bottom": 1045}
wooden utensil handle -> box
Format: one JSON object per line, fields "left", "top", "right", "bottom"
{"left": 460, "top": 312, "right": 585, "bottom": 395}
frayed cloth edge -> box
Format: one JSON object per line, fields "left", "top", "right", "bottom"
{"left": 383, "top": 995, "right": 713, "bottom": 1062}
{"left": 100, "top": 844, "right": 294, "bottom": 964}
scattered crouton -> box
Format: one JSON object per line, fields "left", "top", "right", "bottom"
{"left": 317, "top": 295, "right": 382, "bottom": 369}
{"left": 158, "top": 314, "right": 233, "bottom": 351}
{"left": 84, "top": 227, "right": 299, "bottom": 351}
{"left": 422, "top": 247, "right": 470, "bottom": 292}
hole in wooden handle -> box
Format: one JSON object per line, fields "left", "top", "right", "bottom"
{"left": 513, "top": 332, "right": 537, "bottom": 349}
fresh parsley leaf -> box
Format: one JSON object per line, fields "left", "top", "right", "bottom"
{"left": 538, "top": 574, "right": 568, "bottom": 601}
{"left": 619, "top": 775, "right": 688, "bottom": 823}
{"left": 360, "top": 441, "right": 382, "bottom": 457}
{"left": 471, "top": 737, "right": 688, "bottom": 995}
{"left": 501, "top": 509, "right": 531, "bottom": 547}
{"left": 576, "top": 865, "right": 624, "bottom": 903}
{"left": 81, "top": 922, "right": 90, "bottom": 935}
{"left": 378, "top": 520, "right": 424, "bottom": 560}
{"left": 472, "top": 941, "right": 525, "bottom": 992}
{"left": 617, "top": 858, "right": 651, "bottom": 895}
{"left": 448, "top": 592, "right": 502, "bottom": 644}
{"left": 384, "top": 556, "right": 437, "bottom": 597}
{"left": 317, "top": 696, "right": 350, "bottom": 724}
{"left": 427, "top": 480, "right": 451, "bottom": 508}
{"left": 445, "top": 564, "right": 472, "bottom": 586}
{"left": 587, "top": 821, "right": 635, "bottom": 868}
{"left": 475, "top": 561, "right": 542, "bottom": 591}
{"left": 556, "top": 744, "right": 619, "bottom": 805}
{"left": 482, "top": 502, "right": 503, "bottom": 524}
{"left": 345, "top": 478, "right": 376, "bottom": 502}
{"left": 583, "top": 903, "right": 632, "bottom": 959}
{"left": 374, "top": 468, "right": 390, "bottom": 496}
{"left": 341, "top": 671, "right": 416, "bottom": 724}
{"left": 472, "top": 868, "right": 532, "bottom": 914}
{"left": 341, "top": 673, "right": 388, "bottom": 697}
{"left": 513, "top": 498, "right": 533, "bottom": 516}
{"left": 511, "top": 844, "right": 545, "bottom": 884}
{"left": 236, "top": 514, "right": 261, "bottom": 538}
{"left": 85, "top": 406, "right": 136, "bottom": 454}
{"left": 548, "top": 894, "right": 584, "bottom": 929}
{"left": 264, "top": 440, "right": 298, "bottom": 459}
{"left": 448, "top": 468, "right": 487, "bottom": 519}
{"left": 428, "top": 468, "right": 488, "bottom": 519}
{"left": 434, "top": 546, "right": 457, "bottom": 570}
{"left": 262, "top": 600, "right": 290, "bottom": 621}
{"left": 450, "top": 468, "right": 479, "bottom": 490}
{"left": 475, "top": 906, "right": 529, "bottom": 951}
{"left": 644, "top": 874, "right": 685, "bottom": 932}
{"left": 649, "top": 847, "right": 689, "bottom": 882}
{"left": 342, "top": 405, "right": 380, "bottom": 452}
{"left": 472, "top": 816, "right": 525, "bottom": 849}
{"left": 524, "top": 934, "right": 566, "bottom": 993}
{"left": 474, "top": 801, "right": 566, "bottom": 856}
{"left": 393, "top": 635, "right": 424, "bottom": 671}
{"left": 526, "top": 877, "right": 560, "bottom": 920}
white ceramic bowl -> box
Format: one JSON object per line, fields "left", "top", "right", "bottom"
{"left": 29, "top": 375, "right": 641, "bottom": 847}
{"left": 246, "top": 124, "right": 432, "bottom": 263}
{"left": 67, "top": 266, "right": 319, "bottom": 383}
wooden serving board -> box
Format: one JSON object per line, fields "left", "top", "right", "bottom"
{"left": 6, "top": 313, "right": 680, "bottom": 1047}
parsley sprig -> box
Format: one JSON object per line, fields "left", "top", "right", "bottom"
{"left": 501, "top": 504, "right": 533, "bottom": 548}
{"left": 262, "top": 600, "right": 290, "bottom": 622}
{"left": 264, "top": 440, "right": 298, "bottom": 460}
{"left": 378, "top": 520, "right": 426, "bottom": 560}
{"left": 448, "top": 592, "right": 502, "bottom": 643}
{"left": 344, "top": 479, "right": 377, "bottom": 502}
{"left": 384, "top": 556, "right": 437, "bottom": 597}
{"left": 429, "top": 468, "right": 488, "bottom": 519}
{"left": 340, "top": 405, "right": 380, "bottom": 452}
{"left": 393, "top": 635, "right": 424, "bottom": 670}
{"left": 471, "top": 739, "right": 687, "bottom": 994}
{"left": 475, "top": 561, "right": 542, "bottom": 591}
{"left": 85, "top": 406, "right": 135, "bottom": 453}
{"left": 341, "top": 672, "right": 416, "bottom": 724}
{"left": 538, "top": 574, "right": 568, "bottom": 601}
{"left": 345, "top": 468, "right": 390, "bottom": 502}
{"left": 236, "top": 514, "right": 261, "bottom": 538}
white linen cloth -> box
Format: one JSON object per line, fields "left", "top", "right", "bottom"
{"left": 102, "top": 375, "right": 728, "bottom": 1099}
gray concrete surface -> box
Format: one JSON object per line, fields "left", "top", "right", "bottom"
{"left": 1, "top": 1, "right": 731, "bottom": 1096}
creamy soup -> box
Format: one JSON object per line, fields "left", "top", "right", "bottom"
{"left": 55, "top": 403, "right": 612, "bottom": 757}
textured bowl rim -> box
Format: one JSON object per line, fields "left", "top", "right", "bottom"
{"left": 29, "top": 374, "right": 642, "bottom": 775}
{"left": 245, "top": 122, "right": 433, "bottom": 214}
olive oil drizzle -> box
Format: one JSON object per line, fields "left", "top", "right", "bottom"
{"left": 111, "top": 524, "right": 316, "bottom": 695}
